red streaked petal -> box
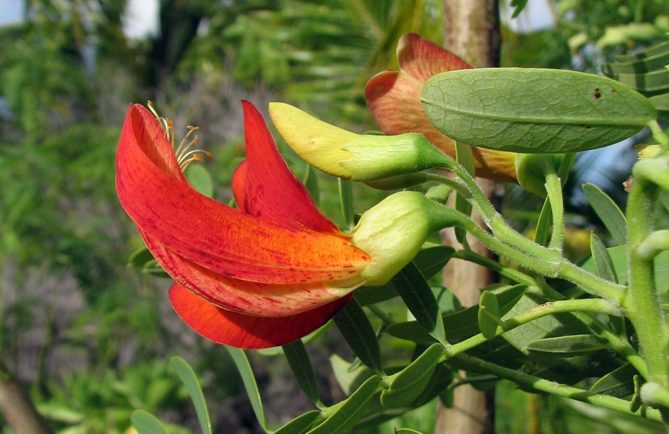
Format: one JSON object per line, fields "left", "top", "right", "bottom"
{"left": 239, "top": 101, "right": 338, "bottom": 233}
{"left": 231, "top": 160, "right": 248, "bottom": 210}
{"left": 397, "top": 33, "right": 471, "bottom": 79}
{"left": 169, "top": 283, "right": 351, "bottom": 349}
{"left": 142, "top": 230, "right": 363, "bottom": 316}
{"left": 125, "top": 104, "right": 187, "bottom": 181}
{"left": 116, "top": 105, "right": 370, "bottom": 284}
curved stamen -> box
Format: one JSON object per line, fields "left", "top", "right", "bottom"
{"left": 146, "top": 101, "right": 212, "bottom": 171}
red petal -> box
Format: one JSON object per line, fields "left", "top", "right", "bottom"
{"left": 364, "top": 35, "right": 517, "bottom": 181}
{"left": 397, "top": 33, "right": 471, "bottom": 79}
{"left": 116, "top": 105, "right": 369, "bottom": 285}
{"left": 231, "top": 160, "right": 248, "bottom": 210}
{"left": 239, "top": 101, "right": 338, "bottom": 233}
{"left": 169, "top": 283, "right": 351, "bottom": 349}
{"left": 142, "top": 230, "right": 362, "bottom": 316}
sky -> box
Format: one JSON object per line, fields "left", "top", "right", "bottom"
{"left": 0, "top": 0, "right": 159, "bottom": 37}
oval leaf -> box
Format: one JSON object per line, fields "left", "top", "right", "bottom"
{"left": 274, "top": 410, "right": 324, "bottom": 434}
{"left": 380, "top": 344, "right": 444, "bottom": 408}
{"left": 526, "top": 334, "right": 607, "bottom": 356}
{"left": 392, "top": 262, "right": 446, "bottom": 342}
{"left": 185, "top": 164, "right": 214, "bottom": 198}
{"left": 333, "top": 299, "right": 382, "bottom": 371}
{"left": 412, "top": 246, "right": 455, "bottom": 280}
{"left": 225, "top": 348, "right": 269, "bottom": 430}
{"left": 283, "top": 340, "right": 320, "bottom": 404}
{"left": 131, "top": 410, "right": 168, "bottom": 434}
{"left": 170, "top": 356, "right": 212, "bottom": 434}
{"left": 589, "top": 232, "right": 618, "bottom": 282}
{"left": 307, "top": 375, "right": 382, "bottom": 434}
{"left": 583, "top": 183, "right": 627, "bottom": 245}
{"left": 422, "top": 68, "right": 656, "bottom": 153}
{"left": 478, "top": 291, "right": 502, "bottom": 339}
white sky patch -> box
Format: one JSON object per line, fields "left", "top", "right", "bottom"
{"left": 123, "top": 0, "right": 159, "bottom": 39}
{"left": 503, "top": 0, "right": 555, "bottom": 34}
{"left": 0, "top": 0, "right": 23, "bottom": 25}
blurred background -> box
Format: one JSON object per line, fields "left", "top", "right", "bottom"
{"left": 0, "top": 0, "right": 668, "bottom": 433}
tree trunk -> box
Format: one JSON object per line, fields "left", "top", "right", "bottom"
{"left": 0, "top": 361, "right": 52, "bottom": 434}
{"left": 437, "top": 1, "right": 500, "bottom": 434}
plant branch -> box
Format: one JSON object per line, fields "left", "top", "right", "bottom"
{"left": 452, "top": 353, "right": 662, "bottom": 421}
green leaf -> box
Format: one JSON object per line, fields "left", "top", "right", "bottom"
{"left": 306, "top": 375, "right": 382, "bottom": 434}
{"left": 510, "top": 0, "right": 529, "bottom": 18}
{"left": 392, "top": 262, "right": 446, "bottom": 342}
{"left": 603, "top": 49, "right": 669, "bottom": 75}
{"left": 185, "top": 164, "right": 214, "bottom": 198}
{"left": 455, "top": 141, "right": 474, "bottom": 243}
{"left": 412, "top": 246, "right": 455, "bottom": 280}
{"left": 225, "top": 347, "right": 269, "bottom": 430}
{"left": 333, "top": 299, "right": 382, "bottom": 371}
{"left": 387, "top": 284, "right": 525, "bottom": 344}
{"left": 607, "top": 69, "right": 669, "bottom": 94}
{"left": 338, "top": 178, "right": 354, "bottom": 230}
{"left": 589, "top": 232, "right": 618, "bottom": 282}
{"left": 534, "top": 197, "right": 552, "bottom": 246}
{"left": 380, "top": 344, "right": 444, "bottom": 408}
{"left": 354, "top": 282, "right": 398, "bottom": 306}
{"left": 422, "top": 68, "right": 656, "bottom": 153}
{"left": 131, "top": 410, "right": 168, "bottom": 434}
{"left": 614, "top": 40, "right": 669, "bottom": 62}
{"left": 649, "top": 93, "right": 669, "bottom": 111}
{"left": 525, "top": 334, "right": 608, "bottom": 356}
{"left": 582, "top": 183, "right": 627, "bottom": 245}
{"left": 478, "top": 291, "right": 502, "bottom": 339}
{"left": 127, "top": 247, "right": 154, "bottom": 268}
{"left": 590, "top": 364, "right": 637, "bottom": 398}
{"left": 274, "top": 410, "right": 324, "bottom": 434}
{"left": 302, "top": 164, "right": 320, "bottom": 202}
{"left": 329, "top": 354, "right": 375, "bottom": 395}
{"left": 283, "top": 340, "right": 320, "bottom": 404}
{"left": 170, "top": 357, "right": 212, "bottom": 434}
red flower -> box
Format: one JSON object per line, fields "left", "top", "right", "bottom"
{"left": 365, "top": 33, "right": 517, "bottom": 181}
{"left": 116, "top": 101, "right": 370, "bottom": 349}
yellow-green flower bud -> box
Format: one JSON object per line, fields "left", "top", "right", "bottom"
{"left": 352, "top": 191, "right": 457, "bottom": 285}
{"left": 514, "top": 153, "right": 564, "bottom": 197}
{"left": 269, "top": 102, "right": 447, "bottom": 181}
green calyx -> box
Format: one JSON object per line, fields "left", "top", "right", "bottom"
{"left": 515, "top": 153, "right": 565, "bottom": 196}
{"left": 339, "top": 133, "right": 449, "bottom": 181}
{"left": 352, "top": 191, "right": 458, "bottom": 285}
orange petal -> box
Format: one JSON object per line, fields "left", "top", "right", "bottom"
{"left": 142, "top": 230, "right": 363, "bottom": 316}
{"left": 169, "top": 283, "right": 351, "bottom": 349}
{"left": 116, "top": 104, "right": 369, "bottom": 285}
{"left": 238, "top": 101, "right": 338, "bottom": 233}
{"left": 364, "top": 34, "right": 517, "bottom": 181}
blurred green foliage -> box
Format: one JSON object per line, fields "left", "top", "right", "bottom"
{"left": 1, "top": 0, "right": 668, "bottom": 433}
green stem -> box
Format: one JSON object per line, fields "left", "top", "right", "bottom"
{"left": 451, "top": 249, "right": 540, "bottom": 288}
{"left": 442, "top": 298, "right": 621, "bottom": 357}
{"left": 545, "top": 172, "right": 564, "bottom": 250}
{"left": 453, "top": 248, "right": 647, "bottom": 376}
{"left": 648, "top": 120, "right": 669, "bottom": 149}
{"left": 641, "top": 382, "right": 669, "bottom": 410}
{"left": 448, "top": 210, "right": 625, "bottom": 301}
{"left": 451, "top": 353, "right": 661, "bottom": 421}
{"left": 637, "top": 230, "right": 669, "bottom": 260}
{"left": 626, "top": 169, "right": 669, "bottom": 387}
